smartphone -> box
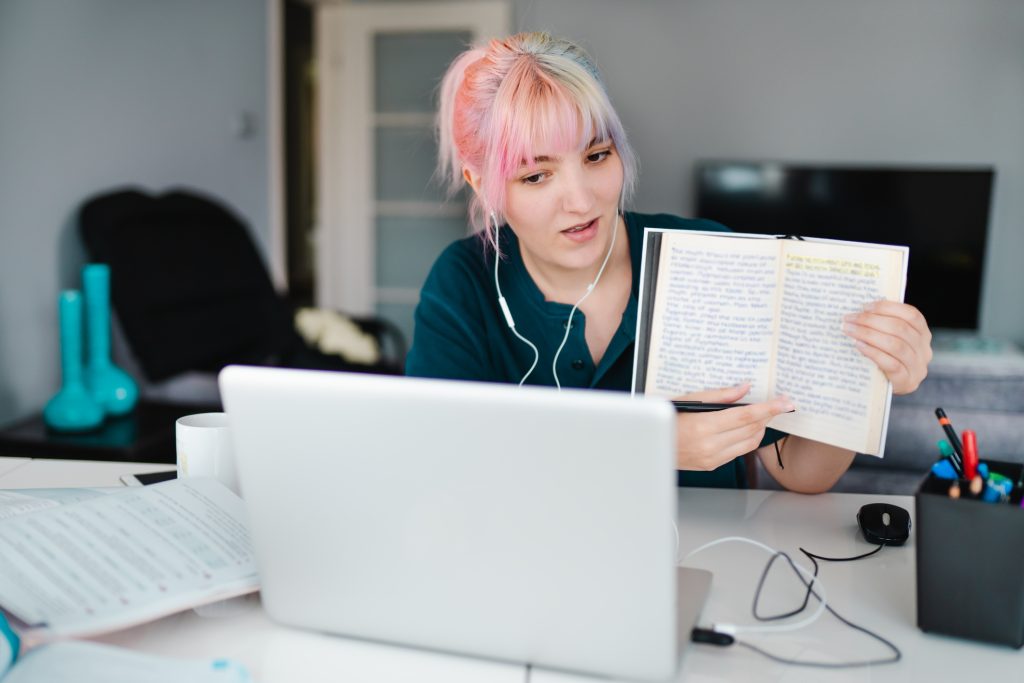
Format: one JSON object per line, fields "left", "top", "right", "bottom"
{"left": 120, "top": 470, "right": 178, "bottom": 486}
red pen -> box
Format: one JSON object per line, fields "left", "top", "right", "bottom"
{"left": 962, "top": 429, "right": 979, "bottom": 480}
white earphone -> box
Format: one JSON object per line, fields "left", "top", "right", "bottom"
{"left": 491, "top": 210, "right": 618, "bottom": 388}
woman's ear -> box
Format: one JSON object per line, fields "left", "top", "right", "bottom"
{"left": 462, "top": 167, "right": 482, "bottom": 195}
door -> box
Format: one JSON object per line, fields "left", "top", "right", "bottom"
{"left": 316, "top": 1, "right": 510, "bottom": 345}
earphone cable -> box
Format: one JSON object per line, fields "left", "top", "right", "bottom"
{"left": 551, "top": 214, "right": 619, "bottom": 389}
{"left": 491, "top": 210, "right": 619, "bottom": 389}
{"left": 492, "top": 214, "right": 540, "bottom": 386}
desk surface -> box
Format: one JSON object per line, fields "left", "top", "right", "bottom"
{"left": 0, "top": 457, "right": 1019, "bottom": 682}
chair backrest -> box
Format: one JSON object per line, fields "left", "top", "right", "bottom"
{"left": 79, "top": 188, "right": 298, "bottom": 382}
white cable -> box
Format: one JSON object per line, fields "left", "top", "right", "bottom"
{"left": 550, "top": 215, "right": 618, "bottom": 389}
{"left": 678, "top": 533, "right": 829, "bottom": 635}
{"left": 492, "top": 213, "right": 540, "bottom": 386}
{"left": 491, "top": 211, "right": 619, "bottom": 389}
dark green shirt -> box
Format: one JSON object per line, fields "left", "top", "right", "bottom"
{"left": 407, "top": 211, "right": 782, "bottom": 488}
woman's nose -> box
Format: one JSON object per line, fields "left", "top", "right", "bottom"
{"left": 561, "top": 169, "right": 595, "bottom": 214}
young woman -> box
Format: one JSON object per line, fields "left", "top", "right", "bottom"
{"left": 406, "top": 32, "right": 932, "bottom": 492}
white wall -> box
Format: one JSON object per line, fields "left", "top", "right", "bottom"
{"left": 515, "top": 0, "right": 1024, "bottom": 342}
{"left": 0, "top": 0, "right": 269, "bottom": 424}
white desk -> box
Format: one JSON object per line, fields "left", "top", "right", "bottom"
{"left": 1, "top": 458, "right": 1020, "bottom": 682}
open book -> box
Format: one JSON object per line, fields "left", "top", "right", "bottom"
{"left": 632, "top": 229, "right": 908, "bottom": 456}
{"left": 0, "top": 479, "right": 258, "bottom": 644}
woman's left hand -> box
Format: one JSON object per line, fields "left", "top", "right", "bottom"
{"left": 843, "top": 300, "right": 932, "bottom": 395}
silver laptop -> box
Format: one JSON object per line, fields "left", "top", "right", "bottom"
{"left": 220, "top": 366, "right": 710, "bottom": 681}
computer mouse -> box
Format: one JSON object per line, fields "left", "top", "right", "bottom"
{"left": 857, "top": 503, "right": 911, "bottom": 546}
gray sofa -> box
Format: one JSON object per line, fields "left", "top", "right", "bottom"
{"left": 754, "top": 348, "right": 1024, "bottom": 495}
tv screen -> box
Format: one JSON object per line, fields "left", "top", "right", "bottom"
{"left": 695, "top": 162, "right": 994, "bottom": 330}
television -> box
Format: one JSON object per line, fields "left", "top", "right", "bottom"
{"left": 694, "top": 162, "right": 994, "bottom": 330}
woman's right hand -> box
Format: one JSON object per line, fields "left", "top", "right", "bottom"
{"left": 673, "top": 383, "right": 794, "bottom": 471}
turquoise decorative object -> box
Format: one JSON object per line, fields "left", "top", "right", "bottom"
{"left": 83, "top": 263, "right": 138, "bottom": 415}
{"left": 43, "top": 291, "right": 104, "bottom": 432}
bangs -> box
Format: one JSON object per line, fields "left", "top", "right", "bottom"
{"left": 480, "top": 55, "right": 627, "bottom": 213}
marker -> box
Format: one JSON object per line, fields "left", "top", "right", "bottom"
{"left": 937, "top": 440, "right": 954, "bottom": 459}
{"left": 673, "top": 401, "right": 751, "bottom": 413}
{"left": 930, "top": 458, "right": 958, "bottom": 480}
{"left": 982, "top": 473, "right": 1014, "bottom": 503}
{"left": 969, "top": 474, "right": 984, "bottom": 498}
{"left": 934, "top": 408, "right": 965, "bottom": 477}
{"left": 962, "top": 430, "right": 979, "bottom": 480}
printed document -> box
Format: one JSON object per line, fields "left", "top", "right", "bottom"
{"left": 0, "top": 478, "right": 258, "bottom": 639}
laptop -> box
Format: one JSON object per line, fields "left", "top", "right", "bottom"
{"left": 220, "top": 366, "right": 711, "bottom": 681}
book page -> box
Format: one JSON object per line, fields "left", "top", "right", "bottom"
{"left": 769, "top": 239, "right": 907, "bottom": 455}
{"left": 0, "top": 478, "right": 258, "bottom": 638}
{"left": 0, "top": 488, "right": 115, "bottom": 521}
{"left": 643, "top": 232, "right": 779, "bottom": 402}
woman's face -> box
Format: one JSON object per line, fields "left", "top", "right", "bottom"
{"left": 502, "top": 138, "right": 624, "bottom": 279}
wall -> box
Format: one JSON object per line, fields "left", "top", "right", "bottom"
{"left": 0, "top": 0, "right": 269, "bottom": 424}
{"left": 514, "top": 0, "right": 1024, "bottom": 342}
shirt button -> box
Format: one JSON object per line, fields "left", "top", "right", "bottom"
{"left": 572, "top": 359, "right": 585, "bottom": 370}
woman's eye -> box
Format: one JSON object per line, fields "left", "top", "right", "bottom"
{"left": 587, "top": 149, "right": 611, "bottom": 163}
{"left": 522, "top": 173, "right": 545, "bottom": 185}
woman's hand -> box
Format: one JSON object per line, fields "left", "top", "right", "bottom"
{"left": 843, "top": 301, "right": 933, "bottom": 395}
{"left": 674, "top": 383, "right": 794, "bottom": 471}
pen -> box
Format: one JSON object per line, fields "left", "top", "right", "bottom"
{"left": 673, "top": 401, "right": 751, "bottom": 412}
{"left": 962, "top": 430, "right": 979, "bottom": 480}
{"left": 934, "top": 408, "right": 965, "bottom": 477}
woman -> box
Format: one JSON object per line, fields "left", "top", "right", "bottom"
{"left": 406, "top": 32, "right": 932, "bottom": 493}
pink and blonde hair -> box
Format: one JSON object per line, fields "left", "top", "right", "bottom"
{"left": 437, "top": 32, "right": 637, "bottom": 246}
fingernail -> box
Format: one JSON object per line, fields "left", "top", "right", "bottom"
{"left": 843, "top": 313, "right": 856, "bottom": 322}
{"left": 842, "top": 323, "right": 853, "bottom": 334}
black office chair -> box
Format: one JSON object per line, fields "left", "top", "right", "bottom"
{"left": 78, "top": 187, "right": 405, "bottom": 385}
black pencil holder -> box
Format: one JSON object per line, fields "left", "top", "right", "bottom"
{"left": 915, "top": 460, "right": 1024, "bottom": 647}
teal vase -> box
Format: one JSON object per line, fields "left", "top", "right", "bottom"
{"left": 43, "top": 291, "right": 104, "bottom": 432}
{"left": 83, "top": 263, "right": 138, "bottom": 416}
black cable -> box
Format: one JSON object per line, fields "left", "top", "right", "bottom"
{"left": 731, "top": 547, "right": 901, "bottom": 668}
{"left": 752, "top": 544, "right": 884, "bottom": 621}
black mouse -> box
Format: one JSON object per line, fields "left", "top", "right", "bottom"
{"left": 857, "top": 503, "right": 911, "bottom": 546}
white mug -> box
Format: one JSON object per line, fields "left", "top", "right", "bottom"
{"left": 175, "top": 412, "right": 239, "bottom": 495}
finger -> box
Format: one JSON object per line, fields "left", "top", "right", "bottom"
{"left": 704, "top": 422, "right": 769, "bottom": 465}
{"left": 861, "top": 300, "right": 930, "bottom": 337}
{"left": 673, "top": 382, "right": 750, "bottom": 404}
{"left": 853, "top": 339, "right": 913, "bottom": 390}
{"left": 708, "top": 397, "right": 793, "bottom": 430}
{"left": 677, "top": 418, "right": 767, "bottom": 471}
{"left": 842, "top": 319, "right": 918, "bottom": 369}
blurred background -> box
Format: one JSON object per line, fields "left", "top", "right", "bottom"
{"left": 1, "top": 0, "right": 1022, "bottom": 428}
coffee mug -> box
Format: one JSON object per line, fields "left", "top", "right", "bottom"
{"left": 175, "top": 412, "right": 239, "bottom": 495}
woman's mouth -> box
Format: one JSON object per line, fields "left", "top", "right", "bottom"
{"left": 561, "top": 218, "right": 598, "bottom": 242}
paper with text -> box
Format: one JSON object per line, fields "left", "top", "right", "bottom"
{"left": 0, "top": 488, "right": 115, "bottom": 521}
{"left": 638, "top": 230, "right": 907, "bottom": 455}
{"left": 0, "top": 478, "right": 258, "bottom": 639}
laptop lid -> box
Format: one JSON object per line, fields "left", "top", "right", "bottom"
{"left": 220, "top": 366, "right": 681, "bottom": 681}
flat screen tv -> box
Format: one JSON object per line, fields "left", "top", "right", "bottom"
{"left": 694, "top": 162, "right": 994, "bottom": 330}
